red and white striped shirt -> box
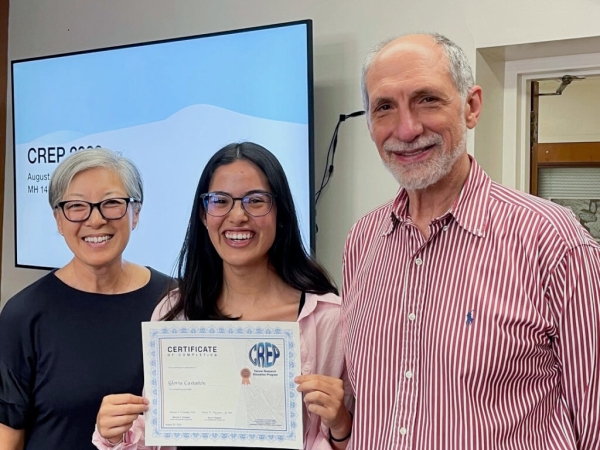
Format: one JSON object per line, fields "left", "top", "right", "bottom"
{"left": 341, "top": 159, "right": 600, "bottom": 450}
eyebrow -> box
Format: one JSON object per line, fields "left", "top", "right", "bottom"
{"left": 64, "top": 191, "right": 126, "bottom": 199}
{"left": 209, "top": 189, "right": 271, "bottom": 196}
{"left": 370, "top": 96, "right": 396, "bottom": 110}
{"left": 412, "top": 88, "right": 443, "bottom": 98}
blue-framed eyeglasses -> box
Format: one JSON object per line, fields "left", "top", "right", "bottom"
{"left": 200, "top": 191, "right": 275, "bottom": 217}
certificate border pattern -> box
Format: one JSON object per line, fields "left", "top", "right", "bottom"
{"left": 146, "top": 324, "right": 300, "bottom": 445}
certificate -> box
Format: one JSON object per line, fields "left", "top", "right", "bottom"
{"left": 141, "top": 321, "right": 303, "bottom": 448}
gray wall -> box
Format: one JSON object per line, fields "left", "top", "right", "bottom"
{"left": 3, "top": 0, "right": 600, "bottom": 305}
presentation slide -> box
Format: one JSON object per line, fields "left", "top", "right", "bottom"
{"left": 12, "top": 22, "right": 312, "bottom": 274}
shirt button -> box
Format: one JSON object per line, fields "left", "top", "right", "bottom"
{"left": 443, "top": 225, "right": 449, "bottom": 231}
{"left": 399, "top": 427, "right": 408, "bottom": 436}
{"left": 408, "top": 313, "right": 416, "bottom": 321}
{"left": 415, "top": 257, "right": 423, "bottom": 266}
{"left": 405, "top": 370, "right": 413, "bottom": 379}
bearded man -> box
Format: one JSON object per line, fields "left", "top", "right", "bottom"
{"left": 341, "top": 33, "right": 600, "bottom": 450}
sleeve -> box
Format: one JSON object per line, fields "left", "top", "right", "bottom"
{"left": 91, "top": 414, "right": 174, "bottom": 450}
{"left": 546, "top": 244, "right": 600, "bottom": 449}
{"left": 341, "top": 222, "right": 362, "bottom": 398}
{"left": 314, "top": 303, "right": 354, "bottom": 413}
{"left": 341, "top": 223, "right": 360, "bottom": 306}
{"left": 309, "top": 300, "right": 355, "bottom": 450}
{"left": 0, "top": 297, "right": 36, "bottom": 429}
{"left": 310, "top": 367, "right": 354, "bottom": 450}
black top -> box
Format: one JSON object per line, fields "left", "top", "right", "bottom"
{"left": 0, "top": 268, "right": 172, "bottom": 450}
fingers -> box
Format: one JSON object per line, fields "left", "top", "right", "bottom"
{"left": 302, "top": 386, "right": 353, "bottom": 437}
{"left": 96, "top": 394, "right": 149, "bottom": 440}
{"left": 99, "top": 421, "right": 134, "bottom": 442}
{"left": 303, "top": 388, "right": 343, "bottom": 408}
{"left": 294, "top": 375, "right": 349, "bottom": 430}
{"left": 295, "top": 374, "right": 342, "bottom": 385}
{"left": 99, "top": 395, "right": 149, "bottom": 418}
{"left": 303, "top": 390, "right": 350, "bottom": 431}
{"left": 295, "top": 374, "right": 353, "bottom": 438}
{"left": 295, "top": 375, "right": 344, "bottom": 392}
{"left": 294, "top": 375, "right": 345, "bottom": 408}
{"left": 104, "top": 393, "right": 149, "bottom": 406}
{"left": 304, "top": 401, "right": 333, "bottom": 418}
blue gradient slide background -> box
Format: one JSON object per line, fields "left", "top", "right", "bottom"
{"left": 12, "top": 23, "right": 312, "bottom": 272}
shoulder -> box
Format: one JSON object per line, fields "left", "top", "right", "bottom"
{"left": 144, "top": 267, "right": 176, "bottom": 295}
{"left": 1, "top": 271, "right": 62, "bottom": 319}
{"left": 147, "top": 267, "right": 173, "bottom": 281}
{"left": 150, "top": 288, "right": 182, "bottom": 321}
{"left": 0, "top": 272, "right": 65, "bottom": 344}
{"left": 350, "top": 200, "right": 394, "bottom": 234}
{"left": 343, "top": 200, "right": 394, "bottom": 277}
{"left": 488, "top": 182, "right": 595, "bottom": 248}
{"left": 345, "top": 200, "right": 394, "bottom": 248}
{"left": 307, "top": 291, "right": 341, "bottom": 307}
{"left": 304, "top": 292, "right": 341, "bottom": 325}
{"left": 300, "top": 293, "right": 343, "bottom": 356}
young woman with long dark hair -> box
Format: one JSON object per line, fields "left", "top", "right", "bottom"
{"left": 93, "top": 142, "right": 353, "bottom": 450}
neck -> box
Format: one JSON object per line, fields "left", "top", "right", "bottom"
{"left": 406, "top": 153, "right": 471, "bottom": 238}
{"left": 59, "top": 258, "right": 132, "bottom": 294}
{"left": 221, "top": 260, "right": 277, "bottom": 303}
{"left": 219, "top": 260, "right": 301, "bottom": 321}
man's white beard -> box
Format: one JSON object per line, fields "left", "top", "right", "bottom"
{"left": 383, "top": 127, "right": 467, "bottom": 190}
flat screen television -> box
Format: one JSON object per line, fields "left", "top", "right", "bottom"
{"left": 11, "top": 20, "right": 314, "bottom": 274}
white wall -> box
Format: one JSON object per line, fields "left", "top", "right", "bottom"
{"left": 539, "top": 77, "right": 600, "bottom": 143}
{"left": 4, "top": 0, "right": 600, "bottom": 305}
{"left": 474, "top": 52, "right": 505, "bottom": 182}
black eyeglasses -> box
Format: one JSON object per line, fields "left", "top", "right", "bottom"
{"left": 200, "top": 191, "right": 275, "bottom": 217}
{"left": 55, "top": 197, "right": 140, "bottom": 223}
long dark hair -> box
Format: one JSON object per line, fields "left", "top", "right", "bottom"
{"left": 162, "top": 142, "right": 337, "bottom": 321}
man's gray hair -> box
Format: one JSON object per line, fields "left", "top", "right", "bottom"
{"left": 360, "top": 32, "right": 475, "bottom": 111}
{"left": 48, "top": 148, "right": 144, "bottom": 209}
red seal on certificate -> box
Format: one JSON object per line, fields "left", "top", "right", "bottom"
{"left": 240, "top": 368, "right": 251, "bottom": 385}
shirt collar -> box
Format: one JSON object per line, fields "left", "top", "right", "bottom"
{"left": 297, "top": 292, "right": 340, "bottom": 322}
{"left": 383, "top": 156, "right": 491, "bottom": 238}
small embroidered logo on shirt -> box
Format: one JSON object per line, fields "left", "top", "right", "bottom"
{"left": 466, "top": 309, "right": 475, "bottom": 326}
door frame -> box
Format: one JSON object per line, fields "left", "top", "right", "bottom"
{"left": 501, "top": 52, "right": 600, "bottom": 193}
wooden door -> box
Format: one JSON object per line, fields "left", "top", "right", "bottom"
{"left": 529, "top": 79, "right": 600, "bottom": 197}
{"left": 0, "top": 0, "right": 8, "bottom": 288}
{"left": 530, "top": 81, "right": 539, "bottom": 195}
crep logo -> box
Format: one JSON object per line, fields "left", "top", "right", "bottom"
{"left": 248, "top": 342, "right": 280, "bottom": 368}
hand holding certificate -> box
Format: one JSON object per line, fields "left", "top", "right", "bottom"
{"left": 142, "top": 320, "right": 303, "bottom": 448}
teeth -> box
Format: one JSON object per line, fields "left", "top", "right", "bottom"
{"left": 225, "top": 232, "right": 252, "bottom": 241}
{"left": 399, "top": 148, "right": 425, "bottom": 156}
{"left": 84, "top": 236, "right": 111, "bottom": 243}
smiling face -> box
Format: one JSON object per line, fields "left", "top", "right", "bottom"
{"left": 365, "top": 35, "right": 482, "bottom": 191}
{"left": 54, "top": 167, "right": 139, "bottom": 271}
{"left": 204, "top": 160, "right": 277, "bottom": 271}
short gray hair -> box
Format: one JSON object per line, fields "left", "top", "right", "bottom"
{"left": 48, "top": 148, "right": 144, "bottom": 209}
{"left": 360, "top": 32, "right": 475, "bottom": 111}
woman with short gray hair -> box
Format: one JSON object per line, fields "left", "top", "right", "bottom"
{"left": 0, "top": 148, "right": 171, "bottom": 450}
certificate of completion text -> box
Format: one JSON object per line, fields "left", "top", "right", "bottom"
{"left": 141, "top": 321, "right": 303, "bottom": 448}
